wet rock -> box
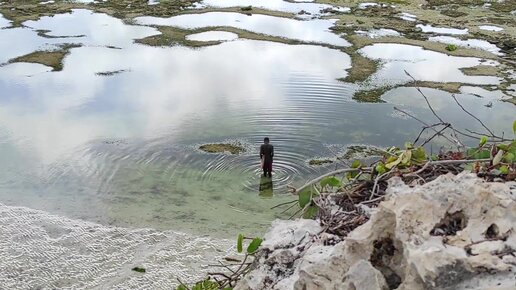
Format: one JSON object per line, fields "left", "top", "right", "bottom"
{"left": 236, "top": 173, "right": 516, "bottom": 290}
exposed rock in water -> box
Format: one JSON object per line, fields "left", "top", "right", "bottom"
{"left": 236, "top": 173, "right": 516, "bottom": 290}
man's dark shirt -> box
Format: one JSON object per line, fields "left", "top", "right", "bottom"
{"left": 260, "top": 144, "right": 274, "bottom": 164}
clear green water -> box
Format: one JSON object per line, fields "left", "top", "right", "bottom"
{"left": 0, "top": 9, "right": 514, "bottom": 240}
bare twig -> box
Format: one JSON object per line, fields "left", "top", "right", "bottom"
{"left": 270, "top": 199, "right": 297, "bottom": 209}
{"left": 451, "top": 94, "right": 496, "bottom": 137}
{"left": 394, "top": 107, "right": 457, "bottom": 145}
{"left": 421, "top": 124, "right": 451, "bottom": 146}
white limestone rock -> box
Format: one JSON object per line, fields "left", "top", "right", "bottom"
{"left": 236, "top": 173, "right": 516, "bottom": 290}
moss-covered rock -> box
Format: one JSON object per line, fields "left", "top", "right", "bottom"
{"left": 199, "top": 143, "right": 245, "bottom": 154}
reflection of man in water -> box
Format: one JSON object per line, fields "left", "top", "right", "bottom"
{"left": 259, "top": 175, "right": 273, "bottom": 198}
{"left": 260, "top": 137, "right": 274, "bottom": 177}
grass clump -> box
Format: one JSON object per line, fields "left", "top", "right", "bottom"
{"left": 446, "top": 44, "right": 458, "bottom": 51}
{"left": 352, "top": 87, "right": 389, "bottom": 103}
{"left": 9, "top": 44, "right": 81, "bottom": 71}
{"left": 309, "top": 159, "right": 334, "bottom": 166}
{"left": 340, "top": 52, "right": 379, "bottom": 83}
{"left": 199, "top": 143, "right": 245, "bottom": 154}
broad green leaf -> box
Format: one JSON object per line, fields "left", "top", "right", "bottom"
{"left": 351, "top": 159, "right": 361, "bottom": 168}
{"left": 479, "top": 136, "right": 488, "bottom": 147}
{"left": 497, "top": 144, "right": 509, "bottom": 151}
{"left": 303, "top": 205, "right": 319, "bottom": 219}
{"left": 346, "top": 171, "right": 358, "bottom": 180}
{"left": 298, "top": 188, "right": 312, "bottom": 208}
{"left": 404, "top": 142, "right": 413, "bottom": 150}
{"left": 386, "top": 155, "right": 398, "bottom": 163}
{"left": 412, "top": 147, "right": 427, "bottom": 163}
{"left": 493, "top": 150, "right": 504, "bottom": 166}
{"left": 385, "top": 156, "right": 402, "bottom": 169}
{"left": 237, "top": 234, "right": 243, "bottom": 253}
{"left": 513, "top": 120, "right": 516, "bottom": 135}
{"left": 500, "top": 165, "right": 509, "bottom": 174}
{"left": 247, "top": 238, "right": 263, "bottom": 254}
{"left": 467, "top": 148, "right": 490, "bottom": 159}
{"left": 375, "top": 162, "right": 387, "bottom": 175}
{"left": 400, "top": 150, "right": 412, "bottom": 166}
{"left": 192, "top": 279, "right": 219, "bottom": 290}
{"left": 431, "top": 155, "right": 439, "bottom": 161}
{"left": 321, "top": 176, "right": 341, "bottom": 187}
{"left": 504, "top": 152, "right": 514, "bottom": 163}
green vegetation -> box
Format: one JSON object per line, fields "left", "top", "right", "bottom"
{"left": 9, "top": 44, "right": 81, "bottom": 71}
{"left": 309, "top": 159, "right": 334, "bottom": 166}
{"left": 132, "top": 267, "right": 146, "bottom": 273}
{"left": 339, "top": 145, "right": 384, "bottom": 160}
{"left": 340, "top": 51, "right": 379, "bottom": 83}
{"left": 199, "top": 143, "right": 245, "bottom": 155}
{"left": 459, "top": 65, "right": 499, "bottom": 77}
{"left": 352, "top": 87, "right": 389, "bottom": 103}
{"left": 177, "top": 234, "right": 263, "bottom": 289}
{"left": 445, "top": 44, "right": 458, "bottom": 52}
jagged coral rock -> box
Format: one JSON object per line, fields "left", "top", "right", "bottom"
{"left": 236, "top": 173, "right": 516, "bottom": 290}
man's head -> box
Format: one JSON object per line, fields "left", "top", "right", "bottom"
{"left": 264, "top": 137, "right": 270, "bottom": 144}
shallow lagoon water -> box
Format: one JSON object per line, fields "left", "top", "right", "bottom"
{"left": 135, "top": 12, "right": 351, "bottom": 47}
{"left": 202, "top": 0, "right": 344, "bottom": 16}
{"left": 0, "top": 13, "right": 11, "bottom": 28}
{"left": 478, "top": 25, "right": 503, "bottom": 32}
{"left": 429, "top": 36, "right": 502, "bottom": 55}
{"left": 360, "top": 43, "right": 500, "bottom": 86}
{"left": 416, "top": 24, "right": 468, "bottom": 35}
{"left": 0, "top": 9, "right": 515, "bottom": 287}
{"left": 24, "top": 9, "right": 160, "bottom": 48}
{"left": 0, "top": 9, "right": 513, "bottom": 237}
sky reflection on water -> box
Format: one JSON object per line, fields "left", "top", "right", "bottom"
{"left": 0, "top": 10, "right": 514, "bottom": 237}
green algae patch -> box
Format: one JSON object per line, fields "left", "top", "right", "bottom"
{"left": 9, "top": 44, "right": 80, "bottom": 71}
{"left": 407, "top": 81, "right": 462, "bottom": 94}
{"left": 460, "top": 65, "right": 499, "bottom": 77}
{"left": 199, "top": 143, "right": 245, "bottom": 155}
{"left": 340, "top": 51, "right": 379, "bottom": 83}
{"left": 352, "top": 87, "right": 389, "bottom": 103}
{"left": 308, "top": 159, "right": 334, "bottom": 166}
{"left": 339, "top": 145, "right": 384, "bottom": 160}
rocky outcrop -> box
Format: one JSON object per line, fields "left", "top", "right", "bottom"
{"left": 236, "top": 173, "right": 516, "bottom": 290}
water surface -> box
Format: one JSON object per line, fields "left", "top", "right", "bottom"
{"left": 135, "top": 12, "right": 351, "bottom": 47}
{"left": 0, "top": 9, "right": 514, "bottom": 242}
{"left": 360, "top": 43, "right": 500, "bottom": 86}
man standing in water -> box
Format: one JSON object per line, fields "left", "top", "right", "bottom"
{"left": 260, "top": 137, "right": 274, "bottom": 177}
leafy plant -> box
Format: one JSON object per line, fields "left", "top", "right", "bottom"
{"left": 131, "top": 267, "right": 146, "bottom": 273}
{"left": 445, "top": 44, "right": 457, "bottom": 51}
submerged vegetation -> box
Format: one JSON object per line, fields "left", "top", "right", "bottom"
{"left": 199, "top": 143, "right": 245, "bottom": 155}
{"left": 308, "top": 159, "right": 334, "bottom": 166}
